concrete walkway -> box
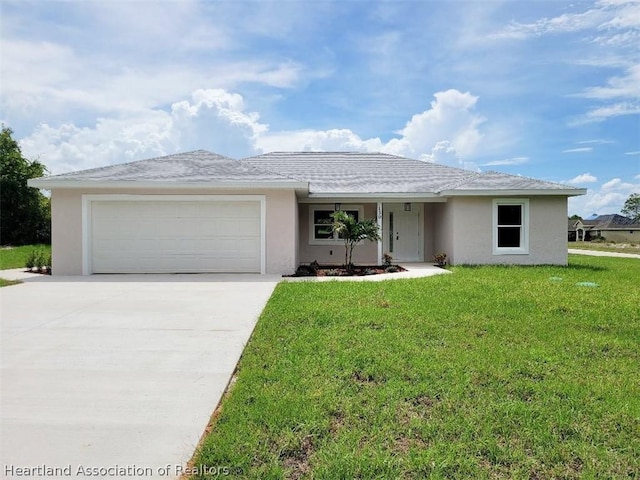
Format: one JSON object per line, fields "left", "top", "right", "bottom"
{"left": 569, "top": 249, "right": 640, "bottom": 259}
{"left": 0, "top": 273, "right": 279, "bottom": 479}
{"left": 282, "top": 263, "right": 451, "bottom": 282}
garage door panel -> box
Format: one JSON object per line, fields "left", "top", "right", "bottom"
{"left": 90, "top": 200, "right": 262, "bottom": 273}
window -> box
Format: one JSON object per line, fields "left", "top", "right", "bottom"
{"left": 309, "top": 205, "right": 363, "bottom": 244}
{"left": 493, "top": 199, "right": 529, "bottom": 255}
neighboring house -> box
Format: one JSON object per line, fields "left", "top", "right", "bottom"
{"left": 572, "top": 214, "right": 640, "bottom": 243}
{"left": 28, "top": 150, "right": 586, "bottom": 275}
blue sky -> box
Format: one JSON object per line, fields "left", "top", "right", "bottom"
{"left": 1, "top": 0, "right": 638, "bottom": 217}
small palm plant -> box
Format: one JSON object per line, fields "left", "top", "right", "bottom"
{"left": 331, "top": 211, "right": 381, "bottom": 272}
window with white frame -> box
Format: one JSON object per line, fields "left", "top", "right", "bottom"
{"left": 493, "top": 199, "right": 529, "bottom": 254}
{"left": 309, "top": 205, "right": 363, "bottom": 244}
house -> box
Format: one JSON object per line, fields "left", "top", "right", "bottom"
{"left": 571, "top": 214, "right": 640, "bottom": 243}
{"left": 28, "top": 150, "right": 586, "bottom": 275}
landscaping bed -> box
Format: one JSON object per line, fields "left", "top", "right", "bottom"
{"left": 287, "top": 262, "right": 407, "bottom": 277}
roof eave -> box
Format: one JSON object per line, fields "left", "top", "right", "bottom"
{"left": 307, "top": 192, "right": 441, "bottom": 199}
{"left": 27, "top": 179, "right": 308, "bottom": 190}
{"left": 439, "top": 188, "right": 587, "bottom": 197}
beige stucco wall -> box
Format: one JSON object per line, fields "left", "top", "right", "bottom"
{"left": 599, "top": 230, "right": 640, "bottom": 242}
{"left": 50, "top": 188, "right": 298, "bottom": 275}
{"left": 432, "top": 202, "right": 454, "bottom": 263}
{"left": 298, "top": 203, "right": 378, "bottom": 265}
{"left": 444, "top": 196, "right": 568, "bottom": 265}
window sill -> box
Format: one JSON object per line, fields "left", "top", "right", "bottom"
{"left": 493, "top": 248, "right": 529, "bottom": 255}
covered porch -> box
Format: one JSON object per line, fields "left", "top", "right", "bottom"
{"left": 296, "top": 199, "right": 448, "bottom": 267}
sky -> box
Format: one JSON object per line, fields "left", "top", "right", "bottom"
{"left": 1, "top": 0, "right": 639, "bottom": 217}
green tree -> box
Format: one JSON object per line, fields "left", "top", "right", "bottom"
{"left": 621, "top": 193, "right": 640, "bottom": 222}
{"left": 0, "top": 126, "right": 51, "bottom": 245}
{"left": 331, "top": 210, "right": 381, "bottom": 271}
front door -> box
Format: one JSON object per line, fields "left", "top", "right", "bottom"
{"left": 384, "top": 204, "right": 423, "bottom": 262}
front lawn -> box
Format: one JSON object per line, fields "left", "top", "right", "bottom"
{"left": 0, "top": 244, "right": 51, "bottom": 269}
{"left": 192, "top": 256, "right": 639, "bottom": 479}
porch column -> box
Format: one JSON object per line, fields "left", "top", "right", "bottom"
{"left": 377, "top": 202, "right": 383, "bottom": 264}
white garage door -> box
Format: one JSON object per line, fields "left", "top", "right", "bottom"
{"left": 90, "top": 199, "right": 262, "bottom": 273}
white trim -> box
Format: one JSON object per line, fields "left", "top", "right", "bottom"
{"left": 306, "top": 192, "right": 442, "bottom": 199}
{"left": 81, "top": 194, "right": 266, "bottom": 274}
{"left": 492, "top": 198, "right": 529, "bottom": 255}
{"left": 441, "top": 189, "right": 586, "bottom": 197}
{"left": 308, "top": 204, "right": 364, "bottom": 245}
{"left": 377, "top": 202, "right": 383, "bottom": 264}
{"left": 299, "top": 196, "right": 447, "bottom": 203}
{"left": 29, "top": 179, "right": 307, "bottom": 190}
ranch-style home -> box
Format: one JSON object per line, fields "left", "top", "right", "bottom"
{"left": 28, "top": 150, "right": 586, "bottom": 275}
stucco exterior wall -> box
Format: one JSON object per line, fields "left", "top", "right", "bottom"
{"left": 422, "top": 203, "right": 435, "bottom": 262}
{"left": 432, "top": 202, "right": 454, "bottom": 263}
{"left": 298, "top": 203, "right": 378, "bottom": 265}
{"left": 599, "top": 230, "right": 640, "bottom": 242}
{"left": 448, "top": 196, "right": 568, "bottom": 265}
{"left": 49, "top": 188, "right": 298, "bottom": 275}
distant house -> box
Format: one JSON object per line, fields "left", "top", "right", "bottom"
{"left": 571, "top": 214, "right": 640, "bottom": 243}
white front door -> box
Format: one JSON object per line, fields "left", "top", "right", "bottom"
{"left": 384, "top": 204, "right": 423, "bottom": 262}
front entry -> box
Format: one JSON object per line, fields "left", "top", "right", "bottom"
{"left": 383, "top": 204, "right": 423, "bottom": 262}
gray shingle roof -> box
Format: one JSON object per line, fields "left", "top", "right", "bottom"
{"left": 442, "top": 170, "right": 577, "bottom": 192}
{"left": 584, "top": 214, "right": 640, "bottom": 228}
{"left": 42, "top": 150, "right": 299, "bottom": 183}
{"left": 31, "top": 149, "right": 585, "bottom": 196}
{"left": 242, "top": 152, "right": 477, "bottom": 194}
{"left": 242, "top": 152, "right": 582, "bottom": 195}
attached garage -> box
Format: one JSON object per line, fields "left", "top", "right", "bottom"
{"left": 83, "top": 195, "right": 265, "bottom": 274}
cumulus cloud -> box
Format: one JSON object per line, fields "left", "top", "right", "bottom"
{"left": 20, "top": 89, "right": 266, "bottom": 173}
{"left": 568, "top": 173, "right": 598, "bottom": 184}
{"left": 256, "top": 88, "right": 485, "bottom": 168}
{"left": 20, "top": 88, "right": 488, "bottom": 173}
{"left": 569, "top": 174, "right": 640, "bottom": 216}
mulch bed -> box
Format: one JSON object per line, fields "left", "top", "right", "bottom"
{"left": 285, "top": 264, "right": 407, "bottom": 277}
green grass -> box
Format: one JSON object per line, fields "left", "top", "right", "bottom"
{"left": 569, "top": 241, "right": 640, "bottom": 254}
{"left": 191, "top": 255, "right": 639, "bottom": 479}
{"left": 0, "top": 244, "right": 51, "bottom": 269}
{"left": 0, "top": 278, "right": 21, "bottom": 287}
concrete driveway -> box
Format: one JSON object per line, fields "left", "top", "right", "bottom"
{"left": 0, "top": 273, "right": 279, "bottom": 479}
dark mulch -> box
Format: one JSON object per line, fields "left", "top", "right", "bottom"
{"left": 285, "top": 263, "right": 406, "bottom": 277}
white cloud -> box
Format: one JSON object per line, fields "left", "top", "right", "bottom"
{"left": 568, "top": 173, "right": 598, "bottom": 184}
{"left": 20, "top": 89, "right": 266, "bottom": 174}
{"left": 625, "top": 151, "right": 640, "bottom": 155}
{"left": 563, "top": 147, "right": 593, "bottom": 153}
{"left": 575, "top": 102, "right": 640, "bottom": 123}
{"left": 602, "top": 178, "right": 622, "bottom": 189}
{"left": 20, "top": 87, "right": 488, "bottom": 173}
{"left": 579, "top": 65, "right": 640, "bottom": 99}
{"left": 257, "top": 89, "right": 486, "bottom": 168}
{"left": 482, "top": 157, "right": 528, "bottom": 166}
{"left": 568, "top": 174, "right": 640, "bottom": 217}
{"left": 577, "top": 139, "right": 614, "bottom": 144}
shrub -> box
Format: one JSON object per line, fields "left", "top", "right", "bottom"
{"left": 433, "top": 252, "right": 448, "bottom": 267}
{"left": 382, "top": 253, "right": 393, "bottom": 267}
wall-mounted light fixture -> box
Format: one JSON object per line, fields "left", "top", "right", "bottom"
{"left": 334, "top": 203, "right": 341, "bottom": 211}
{"left": 404, "top": 202, "right": 411, "bottom": 211}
